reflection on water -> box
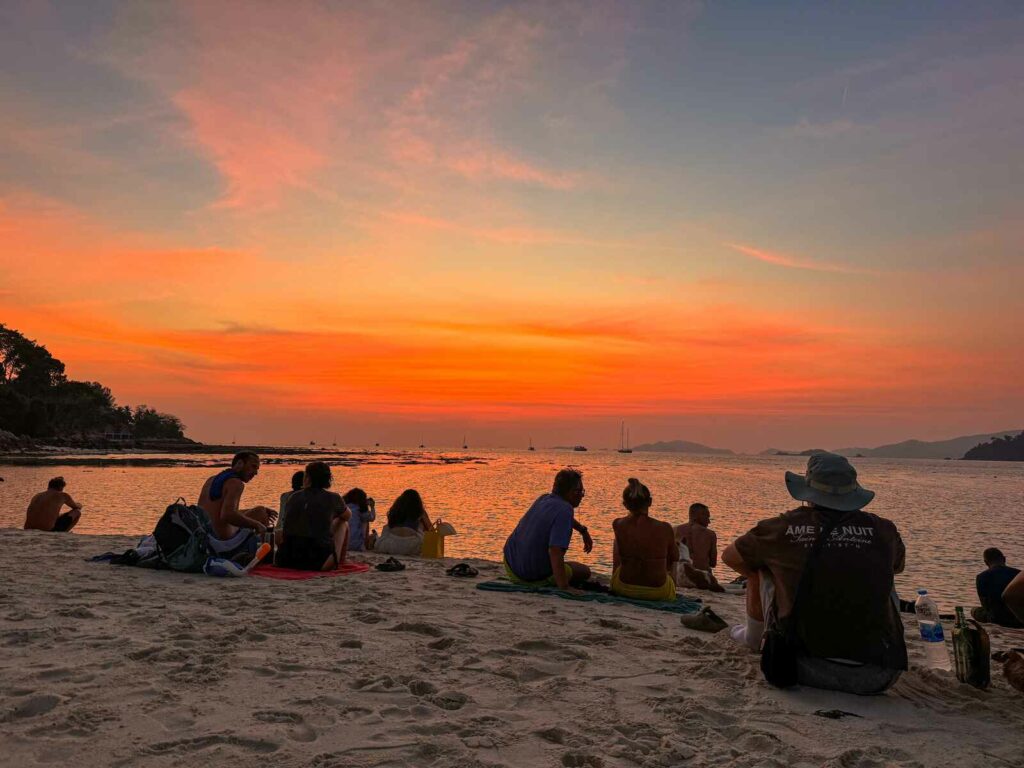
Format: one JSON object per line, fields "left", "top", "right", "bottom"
{"left": 1, "top": 450, "right": 1021, "bottom": 609}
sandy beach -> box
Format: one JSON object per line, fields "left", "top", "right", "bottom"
{"left": 1, "top": 529, "right": 1022, "bottom": 768}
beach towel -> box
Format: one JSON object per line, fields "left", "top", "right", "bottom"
{"left": 476, "top": 580, "right": 702, "bottom": 614}
{"left": 251, "top": 563, "right": 371, "bottom": 580}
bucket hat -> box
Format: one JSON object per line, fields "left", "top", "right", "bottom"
{"left": 784, "top": 452, "right": 874, "bottom": 512}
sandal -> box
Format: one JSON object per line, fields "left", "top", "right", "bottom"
{"left": 376, "top": 557, "right": 406, "bottom": 572}
{"left": 445, "top": 563, "right": 479, "bottom": 578}
{"left": 680, "top": 606, "right": 728, "bottom": 634}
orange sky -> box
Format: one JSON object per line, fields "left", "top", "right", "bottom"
{"left": 1, "top": 2, "right": 1022, "bottom": 450}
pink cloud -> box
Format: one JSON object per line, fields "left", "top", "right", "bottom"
{"left": 724, "top": 242, "right": 869, "bottom": 274}
{"left": 155, "top": 1, "right": 364, "bottom": 209}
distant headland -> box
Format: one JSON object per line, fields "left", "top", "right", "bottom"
{"left": 632, "top": 440, "right": 734, "bottom": 455}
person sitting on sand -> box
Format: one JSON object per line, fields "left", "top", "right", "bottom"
{"left": 973, "top": 548, "right": 1023, "bottom": 628}
{"left": 674, "top": 503, "right": 724, "bottom": 592}
{"left": 277, "top": 461, "right": 350, "bottom": 571}
{"left": 502, "top": 469, "right": 593, "bottom": 590}
{"left": 611, "top": 479, "right": 679, "bottom": 601}
{"left": 24, "top": 476, "right": 82, "bottom": 532}
{"left": 277, "top": 470, "right": 305, "bottom": 531}
{"left": 197, "top": 451, "right": 277, "bottom": 561}
{"left": 374, "top": 489, "right": 432, "bottom": 556}
{"left": 721, "top": 452, "right": 907, "bottom": 694}
{"left": 343, "top": 488, "right": 377, "bottom": 552}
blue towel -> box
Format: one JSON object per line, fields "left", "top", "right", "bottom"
{"left": 476, "top": 580, "right": 702, "bottom": 614}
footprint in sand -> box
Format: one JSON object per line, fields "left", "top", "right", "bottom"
{"left": 428, "top": 691, "right": 470, "bottom": 711}
{"left": 2, "top": 694, "right": 61, "bottom": 722}
{"left": 387, "top": 622, "right": 446, "bottom": 637}
{"left": 141, "top": 732, "right": 281, "bottom": 755}
{"left": 407, "top": 680, "right": 438, "bottom": 696}
{"left": 561, "top": 751, "right": 604, "bottom": 767}
{"left": 352, "top": 608, "right": 384, "bottom": 625}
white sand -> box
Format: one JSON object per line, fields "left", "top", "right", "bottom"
{"left": 1, "top": 530, "right": 1023, "bottom": 767}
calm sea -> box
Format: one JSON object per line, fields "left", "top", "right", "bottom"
{"left": 1, "top": 449, "right": 1021, "bottom": 609}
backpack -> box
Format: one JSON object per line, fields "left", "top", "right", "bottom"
{"left": 153, "top": 497, "right": 214, "bottom": 572}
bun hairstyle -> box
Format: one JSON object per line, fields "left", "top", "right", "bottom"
{"left": 622, "top": 478, "right": 652, "bottom": 513}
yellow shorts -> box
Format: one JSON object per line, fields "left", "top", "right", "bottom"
{"left": 503, "top": 559, "right": 572, "bottom": 587}
{"left": 610, "top": 568, "right": 677, "bottom": 602}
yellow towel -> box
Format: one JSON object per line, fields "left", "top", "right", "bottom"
{"left": 610, "top": 567, "right": 676, "bottom": 601}
{"left": 503, "top": 559, "right": 572, "bottom": 587}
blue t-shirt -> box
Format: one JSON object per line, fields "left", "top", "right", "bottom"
{"left": 346, "top": 503, "right": 376, "bottom": 553}
{"left": 503, "top": 494, "right": 575, "bottom": 581}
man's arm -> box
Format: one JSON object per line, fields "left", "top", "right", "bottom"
{"left": 549, "top": 546, "right": 570, "bottom": 590}
{"left": 1003, "top": 571, "right": 1024, "bottom": 624}
{"left": 708, "top": 531, "right": 718, "bottom": 568}
{"left": 219, "top": 479, "right": 265, "bottom": 532}
{"left": 722, "top": 543, "right": 753, "bottom": 577}
{"left": 572, "top": 518, "right": 593, "bottom": 554}
{"left": 63, "top": 493, "right": 83, "bottom": 511}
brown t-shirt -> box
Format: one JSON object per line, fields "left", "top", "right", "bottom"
{"left": 734, "top": 506, "right": 907, "bottom": 668}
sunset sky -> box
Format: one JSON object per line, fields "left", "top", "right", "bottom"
{"left": 1, "top": 1, "right": 1022, "bottom": 451}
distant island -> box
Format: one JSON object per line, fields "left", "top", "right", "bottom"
{"left": 832, "top": 429, "right": 1024, "bottom": 460}
{"left": 963, "top": 432, "right": 1024, "bottom": 461}
{"left": 633, "top": 440, "right": 734, "bottom": 455}
{"left": 760, "top": 448, "right": 829, "bottom": 457}
{"left": 1, "top": 323, "right": 189, "bottom": 451}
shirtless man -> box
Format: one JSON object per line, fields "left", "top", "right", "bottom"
{"left": 611, "top": 479, "right": 679, "bottom": 601}
{"left": 198, "top": 451, "right": 277, "bottom": 559}
{"left": 24, "top": 477, "right": 82, "bottom": 532}
{"left": 674, "top": 503, "right": 724, "bottom": 591}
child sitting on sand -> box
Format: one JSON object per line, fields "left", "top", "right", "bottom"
{"left": 674, "top": 503, "right": 724, "bottom": 592}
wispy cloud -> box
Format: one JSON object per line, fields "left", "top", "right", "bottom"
{"left": 724, "top": 242, "right": 872, "bottom": 275}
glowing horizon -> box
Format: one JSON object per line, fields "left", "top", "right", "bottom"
{"left": 1, "top": 2, "right": 1022, "bottom": 451}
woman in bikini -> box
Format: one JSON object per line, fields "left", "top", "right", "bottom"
{"left": 611, "top": 478, "right": 680, "bottom": 601}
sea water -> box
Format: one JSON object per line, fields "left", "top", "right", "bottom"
{"left": 1, "top": 449, "right": 1021, "bottom": 609}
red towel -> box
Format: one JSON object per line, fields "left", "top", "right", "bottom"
{"left": 252, "top": 562, "right": 371, "bottom": 580}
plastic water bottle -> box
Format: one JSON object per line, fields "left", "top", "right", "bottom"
{"left": 914, "top": 590, "right": 951, "bottom": 670}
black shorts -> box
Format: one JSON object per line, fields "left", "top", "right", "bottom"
{"left": 52, "top": 512, "right": 76, "bottom": 532}
{"left": 277, "top": 537, "right": 334, "bottom": 571}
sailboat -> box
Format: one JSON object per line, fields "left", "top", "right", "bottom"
{"left": 528, "top": 436, "right": 535, "bottom": 451}
{"left": 617, "top": 421, "right": 633, "bottom": 453}
{"left": 462, "top": 435, "right": 468, "bottom": 449}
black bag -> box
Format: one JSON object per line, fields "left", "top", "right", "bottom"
{"left": 760, "top": 516, "right": 839, "bottom": 688}
{"left": 153, "top": 497, "right": 215, "bottom": 572}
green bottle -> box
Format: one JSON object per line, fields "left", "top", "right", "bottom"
{"left": 952, "top": 606, "right": 991, "bottom": 690}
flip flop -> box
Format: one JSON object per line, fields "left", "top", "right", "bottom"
{"left": 445, "top": 563, "right": 479, "bottom": 578}
{"left": 680, "top": 606, "right": 728, "bottom": 634}
{"left": 376, "top": 557, "right": 406, "bottom": 572}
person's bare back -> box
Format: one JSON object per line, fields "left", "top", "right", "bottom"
{"left": 24, "top": 477, "right": 81, "bottom": 532}
{"left": 613, "top": 515, "right": 678, "bottom": 587}
{"left": 675, "top": 521, "right": 718, "bottom": 571}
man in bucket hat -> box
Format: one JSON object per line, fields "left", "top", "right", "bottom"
{"left": 722, "top": 452, "right": 908, "bottom": 694}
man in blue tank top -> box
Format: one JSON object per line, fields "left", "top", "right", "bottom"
{"left": 198, "top": 451, "right": 277, "bottom": 559}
